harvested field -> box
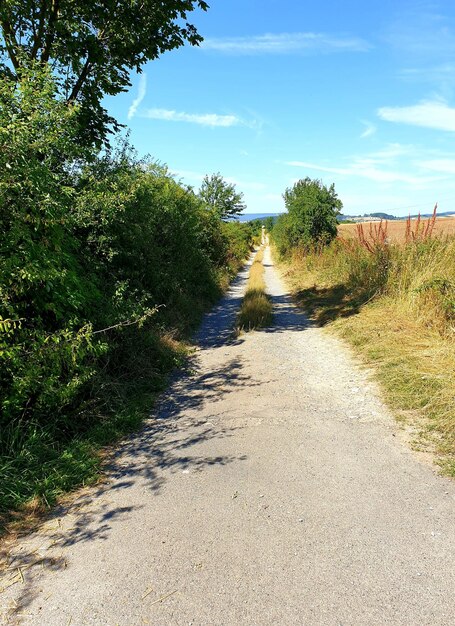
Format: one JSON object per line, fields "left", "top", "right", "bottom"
{"left": 339, "top": 215, "right": 455, "bottom": 242}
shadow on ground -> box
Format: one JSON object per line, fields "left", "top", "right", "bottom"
{"left": 0, "top": 354, "right": 255, "bottom": 619}
{"left": 292, "top": 284, "right": 367, "bottom": 326}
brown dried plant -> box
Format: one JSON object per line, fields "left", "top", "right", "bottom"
{"left": 405, "top": 203, "right": 437, "bottom": 243}
{"left": 355, "top": 220, "right": 389, "bottom": 253}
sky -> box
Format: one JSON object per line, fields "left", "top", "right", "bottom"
{"left": 106, "top": 0, "right": 455, "bottom": 217}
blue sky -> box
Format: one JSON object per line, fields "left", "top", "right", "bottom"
{"left": 107, "top": 0, "right": 455, "bottom": 216}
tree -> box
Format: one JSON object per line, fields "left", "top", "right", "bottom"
{"left": 199, "top": 173, "right": 246, "bottom": 221}
{"left": 0, "top": 0, "right": 208, "bottom": 146}
{"left": 284, "top": 177, "right": 342, "bottom": 244}
{"left": 274, "top": 178, "right": 342, "bottom": 256}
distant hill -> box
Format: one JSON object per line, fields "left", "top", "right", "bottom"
{"left": 237, "top": 212, "right": 283, "bottom": 223}
{"left": 339, "top": 210, "right": 455, "bottom": 222}
{"left": 368, "top": 212, "right": 398, "bottom": 220}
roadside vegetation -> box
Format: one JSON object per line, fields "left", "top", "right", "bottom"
{"left": 0, "top": 0, "right": 265, "bottom": 530}
{"left": 0, "top": 63, "right": 256, "bottom": 530}
{"left": 273, "top": 193, "right": 455, "bottom": 475}
{"left": 237, "top": 249, "right": 273, "bottom": 331}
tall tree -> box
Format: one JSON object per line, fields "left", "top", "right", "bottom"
{"left": 199, "top": 173, "right": 246, "bottom": 220}
{"left": 0, "top": 0, "right": 208, "bottom": 146}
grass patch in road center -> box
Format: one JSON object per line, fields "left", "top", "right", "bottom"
{"left": 237, "top": 249, "right": 273, "bottom": 331}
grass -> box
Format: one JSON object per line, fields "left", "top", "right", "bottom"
{"left": 277, "top": 227, "right": 455, "bottom": 476}
{"left": 237, "top": 248, "right": 273, "bottom": 331}
{"left": 0, "top": 253, "right": 251, "bottom": 537}
{"left": 0, "top": 331, "right": 189, "bottom": 536}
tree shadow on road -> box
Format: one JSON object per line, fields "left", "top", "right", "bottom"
{"left": 0, "top": 355, "right": 255, "bottom": 620}
{"left": 256, "top": 285, "right": 364, "bottom": 334}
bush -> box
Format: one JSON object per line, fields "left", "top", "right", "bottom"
{"left": 273, "top": 177, "right": 342, "bottom": 256}
{"left": 0, "top": 68, "right": 253, "bottom": 519}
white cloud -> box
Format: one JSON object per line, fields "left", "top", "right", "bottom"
{"left": 171, "top": 170, "right": 267, "bottom": 193}
{"left": 141, "top": 108, "right": 242, "bottom": 127}
{"left": 378, "top": 100, "right": 455, "bottom": 132}
{"left": 225, "top": 177, "right": 267, "bottom": 192}
{"left": 360, "top": 121, "right": 377, "bottom": 138}
{"left": 385, "top": 10, "right": 455, "bottom": 58}
{"left": 286, "top": 159, "right": 441, "bottom": 185}
{"left": 127, "top": 73, "right": 147, "bottom": 120}
{"left": 418, "top": 159, "right": 455, "bottom": 174}
{"left": 400, "top": 63, "right": 455, "bottom": 81}
{"left": 367, "top": 143, "right": 414, "bottom": 160}
{"left": 171, "top": 169, "right": 205, "bottom": 184}
{"left": 202, "top": 32, "right": 370, "bottom": 55}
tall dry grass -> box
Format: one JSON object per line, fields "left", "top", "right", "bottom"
{"left": 280, "top": 222, "right": 455, "bottom": 474}
{"left": 237, "top": 249, "right": 273, "bottom": 331}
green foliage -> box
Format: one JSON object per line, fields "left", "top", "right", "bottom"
{"left": 273, "top": 177, "right": 342, "bottom": 256}
{"left": 0, "top": 68, "right": 252, "bottom": 523}
{"left": 0, "top": 65, "right": 100, "bottom": 446}
{"left": 220, "top": 221, "right": 254, "bottom": 270}
{"left": 199, "top": 172, "right": 247, "bottom": 221}
{"left": 0, "top": 0, "right": 208, "bottom": 146}
{"left": 263, "top": 216, "right": 277, "bottom": 232}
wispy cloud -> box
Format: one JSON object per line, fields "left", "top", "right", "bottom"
{"left": 202, "top": 32, "right": 370, "bottom": 55}
{"left": 171, "top": 169, "right": 205, "bottom": 184}
{"left": 360, "top": 121, "right": 376, "bottom": 138}
{"left": 172, "top": 170, "right": 268, "bottom": 193}
{"left": 378, "top": 99, "right": 455, "bottom": 132}
{"left": 385, "top": 9, "right": 455, "bottom": 58}
{"left": 225, "top": 177, "right": 267, "bottom": 192}
{"left": 127, "top": 73, "right": 147, "bottom": 120}
{"left": 418, "top": 159, "right": 455, "bottom": 174}
{"left": 367, "top": 143, "right": 414, "bottom": 160}
{"left": 141, "top": 108, "right": 243, "bottom": 127}
{"left": 399, "top": 63, "right": 455, "bottom": 82}
{"left": 286, "top": 159, "right": 441, "bottom": 185}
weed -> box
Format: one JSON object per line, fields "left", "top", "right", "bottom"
{"left": 277, "top": 230, "right": 455, "bottom": 475}
{"left": 237, "top": 249, "right": 273, "bottom": 331}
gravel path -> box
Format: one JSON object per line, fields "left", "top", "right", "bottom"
{"left": 1, "top": 247, "right": 454, "bottom": 625}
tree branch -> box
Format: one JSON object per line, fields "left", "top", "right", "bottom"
{"left": 0, "top": 16, "right": 20, "bottom": 71}
{"left": 67, "top": 56, "right": 92, "bottom": 103}
{"left": 40, "top": 0, "right": 59, "bottom": 63}
{"left": 31, "top": 0, "right": 49, "bottom": 60}
{"left": 66, "top": 27, "right": 107, "bottom": 102}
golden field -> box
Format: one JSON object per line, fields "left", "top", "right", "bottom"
{"left": 339, "top": 215, "right": 455, "bottom": 242}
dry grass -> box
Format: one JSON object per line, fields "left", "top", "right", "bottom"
{"left": 339, "top": 215, "right": 455, "bottom": 243}
{"left": 237, "top": 249, "right": 273, "bottom": 331}
{"left": 279, "top": 232, "right": 455, "bottom": 475}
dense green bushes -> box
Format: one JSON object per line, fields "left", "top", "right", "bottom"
{"left": 273, "top": 177, "right": 342, "bottom": 257}
{"left": 0, "top": 68, "right": 252, "bottom": 520}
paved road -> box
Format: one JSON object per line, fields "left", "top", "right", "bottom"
{"left": 1, "top": 247, "right": 454, "bottom": 625}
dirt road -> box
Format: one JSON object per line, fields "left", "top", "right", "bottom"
{"left": 1, "top": 247, "right": 454, "bottom": 625}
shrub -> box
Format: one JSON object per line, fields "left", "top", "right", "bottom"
{"left": 273, "top": 177, "right": 342, "bottom": 256}
{"left": 0, "top": 68, "right": 253, "bottom": 519}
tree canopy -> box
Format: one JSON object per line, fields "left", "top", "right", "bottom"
{"left": 0, "top": 0, "right": 208, "bottom": 146}
{"left": 273, "top": 177, "right": 342, "bottom": 255}
{"left": 199, "top": 173, "right": 246, "bottom": 221}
